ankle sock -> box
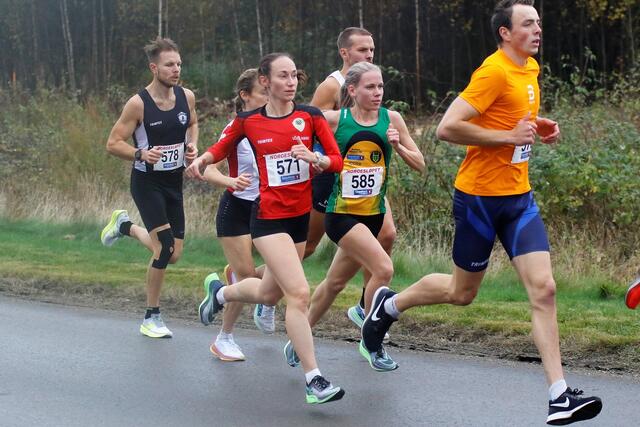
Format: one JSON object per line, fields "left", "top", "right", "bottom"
{"left": 216, "top": 287, "right": 227, "bottom": 305}
{"left": 384, "top": 295, "right": 401, "bottom": 319}
{"left": 305, "top": 368, "right": 322, "bottom": 384}
{"left": 145, "top": 306, "right": 160, "bottom": 319}
{"left": 549, "top": 379, "right": 567, "bottom": 401}
{"left": 119, "top": 221, "right": 133, "bottom": 236}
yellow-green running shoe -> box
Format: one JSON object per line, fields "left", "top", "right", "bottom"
{"left": 100, "top": 209, "right": 129, "bottom": 247}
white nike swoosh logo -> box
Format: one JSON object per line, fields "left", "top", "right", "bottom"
{"left": 551, "top": 398, "right": 570, "bottom": 408}
{"left": 371, "top": 301, "right": 384, "bottom": 321}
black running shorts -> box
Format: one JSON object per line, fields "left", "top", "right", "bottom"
{"left": 250, "top": 200, "right": 310, "bottom": 243}
{"left": 311, "top": 172, "right": 335, "bottom": 213}
{"left": 324, "top": 212, "right": 384, "bottom": 244}
{"left": 216, "top": 190, "right": 254, "bottom": 237}
{"left": 130, "top": 169, "right": 185, "bottom": 238}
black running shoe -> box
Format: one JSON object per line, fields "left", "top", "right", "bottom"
{"left": 361, "top": 286, "right": 397, "bottom": 353}
{"left": 546, "top": 387, "right": 602, "bottom": 425}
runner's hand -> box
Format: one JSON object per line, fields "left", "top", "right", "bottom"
{"left": 535, "top": 117, "right": 560, "bottom": 144}
{"left": 231, "top": 173, "right": 252, "bottom": 191}
{"left": 510, "top": 112, "right": 537, "bottom": 146}
{"left": 144, "top": 148, "right": 163, "bottom": 164}
{"left": 185, "top": 157, "right": 205, "bottom": 180}
{"left": 291, "top": 143, "right": 314, "bottom": 163}
{"left": 185, "top": 143, "right": 198, "bottom": 164}
{"left": 387, "top": 123, "right": 400, "bottom": 148}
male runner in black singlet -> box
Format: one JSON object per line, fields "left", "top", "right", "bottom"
{"left": 101, "top": 37, "right": 198, "bottom": 338}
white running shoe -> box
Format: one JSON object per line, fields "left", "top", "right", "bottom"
{"left": 253, "top": 304, "right": 276, "bottom": 334}
{"left": 140, "top": 313, "right": 173, "bottom": 338}
{"left": 210, "top": 334, "right": 246, "bottom": 362}
{"left": 100, "top": 209, "right": 130, "bottom": 247}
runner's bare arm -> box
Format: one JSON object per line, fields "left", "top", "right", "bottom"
{"left": 310, "top": 79, "right": 341, "bottom": 111}
{"left": 184, "top": 88, "right": 199, "bottom": 163}
{"left": 437, "top": 97, "right": 536, "bottom": 147}
{"left": 322, "top": 110, "right": 341, "bottom": 133}
{"left": 203, "top": 161, "right": 252, "bottom": 191}
{"left": 389, "top": 111, "right": 425, "bottom": 173}
{"left": 106, "top": 96, "right": 161, "bottom": 163}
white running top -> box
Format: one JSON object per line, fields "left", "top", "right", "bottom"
{"left": 328, "top": 70, "right": 345, "bottom": 87}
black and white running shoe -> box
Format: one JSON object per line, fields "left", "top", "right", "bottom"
{"left": 305, "top": 375, "right": 345, "bottom": 404}
{"left": 361, "top": 286, "right": 397, "bottom": 353}
{"left": 546, "top": 387, "right": 602, "bottom": 425}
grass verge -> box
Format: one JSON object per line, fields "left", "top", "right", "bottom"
{"left": 1, "top": 217, "right": 638, "bottom": 374}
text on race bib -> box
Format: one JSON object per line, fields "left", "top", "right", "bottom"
{"left": 511, "top": 144, "right": 531, "bottom": 164}
{"left": 153, "top": 143, "right": 185, "bottom": 171}
{"left": 341, "top": 167, "right": 384, "bottom": 198}
{"left": 264, "top": 151, "right": 310, "bottom": 187}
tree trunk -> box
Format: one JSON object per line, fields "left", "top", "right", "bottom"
{"left": 539, "top": 0, "right": 544, "bottom": 73}
{"left": 256, "top": 0, "right": 264, "bottom": 58}
{"left": 378, "top": 0, "right": 383, "bottom": 64}
{"left": 164, "top": 0, "right": 169, "bottom": 37}
{"left": 158, "top": 0, "right": 163, "bottom": 37}
{"left": 30, "top": 0, "right": 42, "bottom": 85}
{"left": 92, "top": 0, "right": 98, "bottom": 89}
{"left": 628, "top": 6, "right": 636, "bottom": 66}
{"left": 600, "top": 15, "right": 607, "bottom": 74}
{"left": 59, "top": 0, "right": 77, "bottom": 97}
{"left": 359, "top": 0, "right": 364, "bottom": 27}
{"left": 415, "top": 0, "right": 421, "bottom": 110}
{"left": 199, "top": 4, "right": 208, "bottom": 94}
{"left": 231, "top": 0, "right": 245, "bottom": 68}
{"left": 100, "top": 0, "right": 107, "bottom": 85}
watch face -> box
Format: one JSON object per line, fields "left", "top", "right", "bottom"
{"left": 135, "top": 150, "right": 141, "bottom": 161}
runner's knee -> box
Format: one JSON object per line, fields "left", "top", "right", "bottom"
{"left": 286, "top": 286, "right": 310, "bottom": 309}
{"left": 372, "top": 258, "right": 394, "bottom": 284}
{"left": 234, "top": 265, "right": 259, "bottom": 281}
{"left": 449, "top": 287, "right": 478, "bottom": 306}
{"left": 529, "top": 277, "right": 557, "bottom": 308}
{"left": 377, "top": 223, "right": 397, "bottom": 253}
{"left": 262, "top": 290, "right": 281, "bottom": 306}
{"left": 151, "top": 229, "right": 174, "bottom": 269}
{"left": 168, "top": 245, "right": 182, "bottom": 264}
{"left": 303, "top": 242, "right": 319, "bottom": 259}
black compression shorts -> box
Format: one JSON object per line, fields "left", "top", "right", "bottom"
{"left": 130, "top": 169, "right": 185, "bottom": 238}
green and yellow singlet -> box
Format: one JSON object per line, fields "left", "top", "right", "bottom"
{"left": 326, "top": 107, "right": 392, "bottom": 215}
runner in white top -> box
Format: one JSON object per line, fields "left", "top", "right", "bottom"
{"left": 201, "top": 69, "right": 273, "bottom": 361}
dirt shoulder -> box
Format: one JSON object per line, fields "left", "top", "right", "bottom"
{"left": 2, "top": 276, "right": 638, "bottom": 378}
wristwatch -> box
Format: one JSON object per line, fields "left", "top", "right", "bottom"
{"left": 313, "top": 151, "right": 322, "bottom": 167}
{"left": 134, "top": 149, "right": 142, "bottom": 161}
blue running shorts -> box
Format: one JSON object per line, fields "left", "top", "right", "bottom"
{"left": 451, "top": 189, "right": 550, "bottom": 272}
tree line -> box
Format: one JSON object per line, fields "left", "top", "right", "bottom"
{"left": 0, "top": 0, "right": 637, "bottom": 109}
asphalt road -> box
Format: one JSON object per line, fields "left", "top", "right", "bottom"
{"left": 0, "top": 297, "right": 636, "bottom": 427}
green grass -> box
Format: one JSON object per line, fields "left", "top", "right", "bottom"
{"left": 1, "top": 217, "right": 638, "bottom": 350}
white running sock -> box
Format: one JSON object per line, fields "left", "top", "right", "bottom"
{"left": 384, "top": 295, "right": 401, "bottom": 319}
{"left": 217, "top": 331, "right": 232, "bottom": 341}
{"left": 549, "top": 379, "right": 567, "bottom": 401}
{"left": 216, "top": 287, "right": 227, "bottom": 305}
{"left": 305, "top": 368, "right": 322, "bottom": 384}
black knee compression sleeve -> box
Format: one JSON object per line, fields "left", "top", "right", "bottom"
{"left": 152, "top": 228, "right": 174, "bottom": 269}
